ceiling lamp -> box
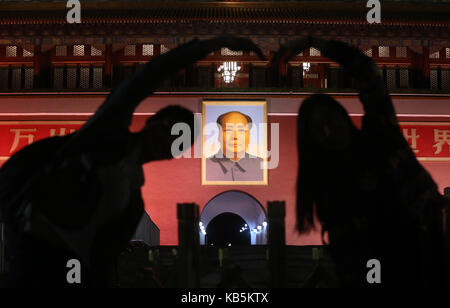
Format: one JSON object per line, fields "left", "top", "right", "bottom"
{"left": 302, "top": 62, "right": 311, "bottom": 77}
{"left": 218, "top": 61, "right": 241, "bottom": 84}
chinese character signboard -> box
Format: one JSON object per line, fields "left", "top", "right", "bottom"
{"left": 0, "top": 121, "right": 84, "bottom": 164}
{"left": 401, "top": 122, "right": 450, "bottom": 161}
{"left": 0, "top": 120, "right": 449, "bottom": 168}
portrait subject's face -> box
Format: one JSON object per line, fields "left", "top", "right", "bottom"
{"left": 219, "top": 112, "right": 250, "bottom": 159}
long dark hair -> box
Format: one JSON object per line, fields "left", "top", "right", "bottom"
{"left": 296, "top": 94, "right": 357, "bottom": 234}
{"left": 296, "top": 96, "right": 318, "bottom": 234}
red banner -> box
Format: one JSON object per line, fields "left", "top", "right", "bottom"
{"left": 0, "top": 121, "right": 84, "bottom": 163}
{"left": 400, "top": 122, "right": 450, "bottom": 161}
{"left": 0, "top": 121, "right": 450, "bottom": 164}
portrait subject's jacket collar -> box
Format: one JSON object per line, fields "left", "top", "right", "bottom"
{"left": 209, "top": 151, "right": 251, "bottom": 174}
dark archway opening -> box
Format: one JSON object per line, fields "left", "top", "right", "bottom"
{"left": 205, "top": 212, "right": 251, "bottom": 247}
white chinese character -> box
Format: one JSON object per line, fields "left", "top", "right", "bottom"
{"left": 9, "top": 128, "right": 37, "bottom": 153}
{"left": 402, "top": 128, "right": 420, "bottom": 153}
{"left": 433, "top": 129, "right": 450, "bottom": 154}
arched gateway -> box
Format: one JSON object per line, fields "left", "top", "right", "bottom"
{"left": 199, "top": 191, "right": 267, "bottom": 245}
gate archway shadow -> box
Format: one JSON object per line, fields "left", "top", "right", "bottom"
{"left": 205, "top": 212, "right": 251, "bottom": 246}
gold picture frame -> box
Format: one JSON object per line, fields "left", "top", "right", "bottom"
{"left": 202, "top": 100, "right": 268, "bottom": 186}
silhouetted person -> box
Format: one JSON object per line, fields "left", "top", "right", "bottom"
{"left": 0, "top": 37, "right": 264, "bottom": 287}
{"left": 273, "top": 37, "right": 448, "bottom": 287}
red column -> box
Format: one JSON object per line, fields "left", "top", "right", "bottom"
{"left": 411, "top": 47, "right": 429, "bottom": 89}
{"left": 105, "top": 44, "right": 113, "bottom": 88}
{"left": 34, "top": 45, "right": 51, "bottom": 89}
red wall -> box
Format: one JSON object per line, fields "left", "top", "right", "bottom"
{"left": 139, "top": 115, "right": 450, "bottom": 246}
{"left": 1, "top": 114, "right": 450, "bottom": 246}
{"left": 140, "top": 115, "right": 324, "bottom": 246}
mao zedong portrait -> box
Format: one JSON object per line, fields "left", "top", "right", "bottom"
{"left": 205, "top": 111, "right": 264, "bottom": 182}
